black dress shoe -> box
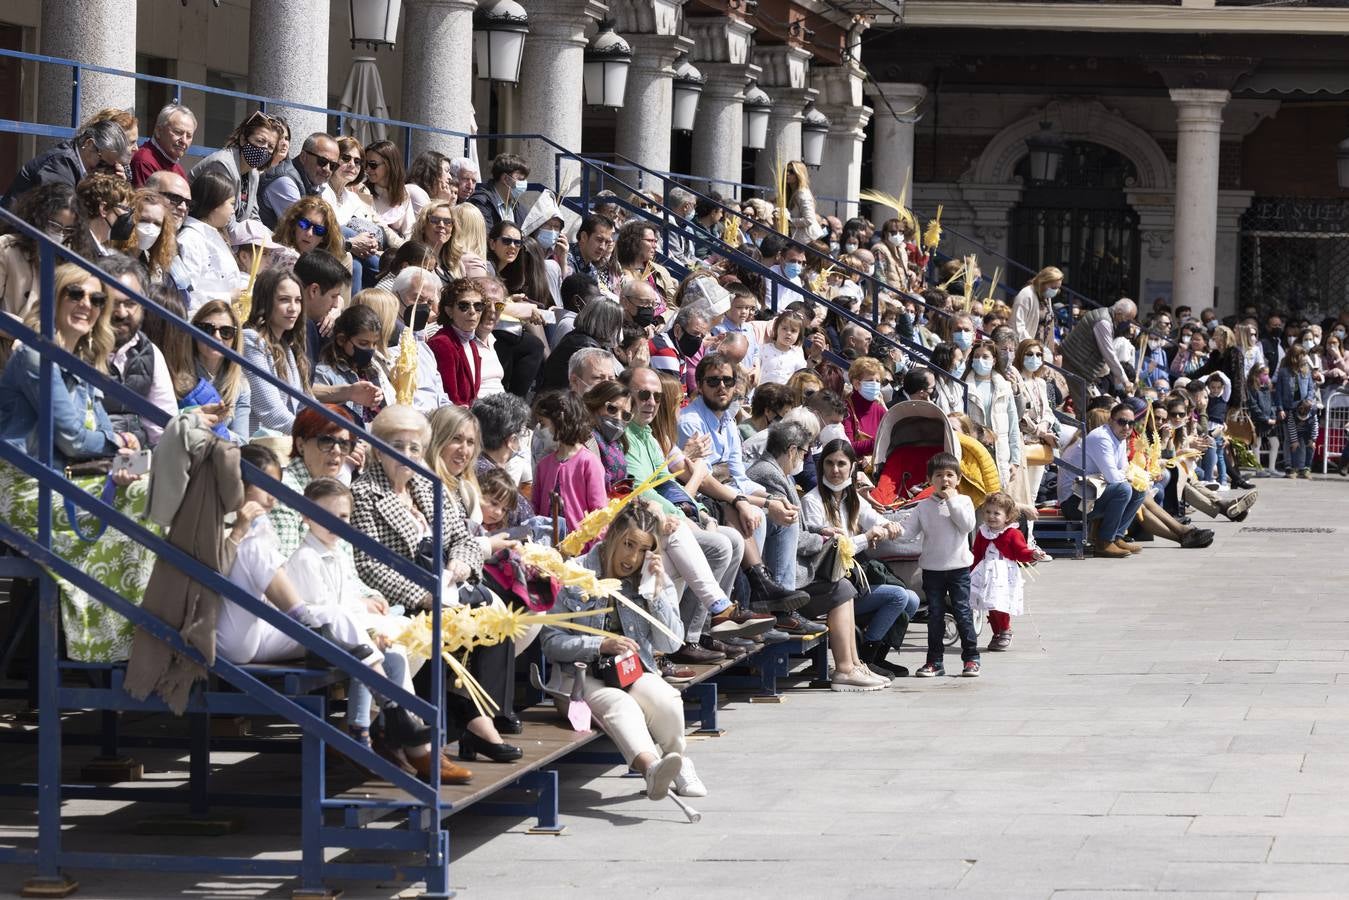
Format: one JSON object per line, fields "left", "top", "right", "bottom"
{"left": 459, "top": 730, "right": 523, "bottom": 763}
{"left": 304, "top": 624, "right": 375, "bottom": 668}
{"left": 493, "top": 713, "right": 523, "bottom": 735}
{"left": 381, "top": 704, "right": 434, "bottom": 748}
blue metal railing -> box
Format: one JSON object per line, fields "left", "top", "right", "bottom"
{"left": 0, "top": 204, "right": 452, "bottom": 893}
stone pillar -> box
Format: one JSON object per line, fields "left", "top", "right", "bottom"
{"left": 517, "top": 0, "right": 605, "bottom": 192}
{"left": 38, "top": 0, "right": 137, "bottom": 133}
{"left": 609, "top": 0, "right": 692, "bottom": 174}
{"left": 687, "top": 15, "right": 756, "bottom": 194}
{"left": 752, "top": 45, "right": 815, "bottom": 186}
{"left": 812, "top": 62, "right": 872, "bottom": 221}
{"left": 867, "top": 82, "right": 927, "bottom": 226}
{"left": 1169, "top": 88, "right": 1228, "bottom": 312}
{"left": 400, "top": 0, "right": 478, "bottom": 158}
{"left": 249, "top": 0, "right": 330, "bottom": 142}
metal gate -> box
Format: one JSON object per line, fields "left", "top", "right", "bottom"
{"left": 1010, "top": 141, "right": 1141, "bottom": 307}
{"left": 1240, "top": 197, "right": 1349, "bottom": 322}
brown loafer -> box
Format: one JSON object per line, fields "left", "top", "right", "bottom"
{"left": 1113, "top": 538, "right": 1143, "bottom": 554}
{"left": 408, "top": 749, "right": 472, "bottom": 785}
{"left": 1094, "top": 541, "right": 1130, "bottom": 559}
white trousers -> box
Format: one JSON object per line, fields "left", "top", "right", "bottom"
{"left": 217, "top": 598, "right": 379, "bottom": 666}
{"left": 663, "top": 520, "right": 743, "bottom": 640}
{"left": 579, "top": 671, "right": 686, "bottom": 765}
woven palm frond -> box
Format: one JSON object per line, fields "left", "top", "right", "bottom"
{"left": 923, "top": 204, "right": 944, "bottom": 252}
{"left": 858, "top": 188, "right": 917, "bottom": 233}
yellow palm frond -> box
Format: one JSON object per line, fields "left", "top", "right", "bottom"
{"left": 923, "top": 205, "right": 944, "bottom": 252}
{"left": 858, "top": 188, "right": 917, "bottom": 233}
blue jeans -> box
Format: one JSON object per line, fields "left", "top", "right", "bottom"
{"left": 1091, "top": 481, "right": 1147, "bottom": 543}
{"left": 755, "top": 515, "right": 799, "bottom": 590}
{"left": 348, "top": 648, "right": 409, "bottom": 729}
{"left": 922, "top": 568, "right": 978, "bottom": 665}
{"left": 856, "top": 584, "right": 919, "bottom": 641}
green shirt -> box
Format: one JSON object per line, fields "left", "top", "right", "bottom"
{"left": 623, "top": 422, "right": 680, "bottom": 517}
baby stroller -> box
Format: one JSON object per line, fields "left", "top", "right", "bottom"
{"left": 865, "top": 400, "right": 987, "bottom": 647}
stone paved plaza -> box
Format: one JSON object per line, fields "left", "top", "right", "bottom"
{"left": 1, "top": 477, "right": 1345, "bottom": 898}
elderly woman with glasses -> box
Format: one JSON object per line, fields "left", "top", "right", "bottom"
{"left": 427, "top": 278, "right": 488, "bottom": 407}
{"left": 269, "top": 404, "right": 365, "bottom": 557}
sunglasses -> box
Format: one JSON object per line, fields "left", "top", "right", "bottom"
{"left": 495, "top": 236, "right": 523, "bottom": 247}
{"left": 803, "top": 389, "right": 819, "bottom": 399}
{"left": 305, "top": 150, "right": 339, "bottom": 171}
{"left": 428, "top": 215, "right": 453, "bottom": 228}
{"left": 604, "top": 403, "right": 633, "bottom": 422}
{"left": 159, "top": 192, "right": 191, "bottom": 210}
{"left": 63, "top": 285, "right": 107, "bottom": 308}
{"left": 702, "top": 375, "right": 736, "bottom": 388}
{"left": 365, "top": 159, "right": 383, "bottom": 170}
{"left": 296, "top": 217, "right": 329, "bottom": 237}
{"left": 632, "top": 389, "right": 658, "bottom": 403}
{"left": 455, "top": 302, "right": 485, "bottom": 313}
{"left": 314, "top": 435, "right": 355, "bottom": 454}
{"left": 197, "top": 323, "right": 238, "bottom": 342}
{"left": 1113, "top": 418, "right": 1136, "bottom": 427}
{"left": 339, "top": 152, "right": 362, "bottom": 165}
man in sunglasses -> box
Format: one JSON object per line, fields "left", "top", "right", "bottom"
{"left": 144, "top": 171, "right": 193, "bottom": 231}
{"left": 1082, "top": 401, "right": 1150, "bottom": 559}
{"left": 675, "top": 354, "right": 815, "bottom": 625}
{"left": 100, "top": 254, "right": 179, "bottom": 447}
{"left": 259, "top": 132, "right": 339, "bottom": 228}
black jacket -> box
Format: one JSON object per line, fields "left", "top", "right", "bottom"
{"left": 536, "top": 330, "right": 601, "bottom": 392}
{"left": 465, "top": 182, "right": 524, "bottom": 235}
{"left": 2, "top": 142, "right": 85, "bottom": 209}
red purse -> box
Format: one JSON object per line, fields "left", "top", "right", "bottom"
{"left": 595, "top": 650, "right": 643, "bottom": 690}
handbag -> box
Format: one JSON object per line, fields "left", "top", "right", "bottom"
{"left": 1225, "top": 408, "right": 1256, "bottom": 445}
{"left": 594, "top": 650, "right": 642, "bottom": 689}
{"left": 1022, "top": 441, "right": 1054, "bottom": 466}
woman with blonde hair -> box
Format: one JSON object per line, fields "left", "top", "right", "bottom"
{"left": 451, "top": 203, "right": 491, "bottom": 278}
{"left": 272, "top": 195, "right": 346, "bottom": 260}
{"left": 1011, "top": 265, "right": 1063, "bottom": 350}
{"left": 783, "top": 160, "right": 819, "bottom": 244}
{"left": 189, "top": 299, "right": 251, "bottom": 442}
{"left": 412, "top": 200, "right": 468, "bottom": 282}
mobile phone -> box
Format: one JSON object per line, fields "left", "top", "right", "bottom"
{"left": 113, "top": 449, "right": 152, "bottom": 477}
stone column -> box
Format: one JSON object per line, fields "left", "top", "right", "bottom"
{"left": 751, "top": 45, "right": 815, "bottom": 186}
{"left": 249, "top": 0, "right": 330, "bottom": 142}
{"left": 609, "top": 0, "right": 692, "bottom": 174}
{"left": 1169, "top": 88, "right": 1229, "bottom": 312}
{"left": 38, "top": 0, "right": 137, "bottom": 133}
{"left": 688, "top": 15, "right": 756, "bottom": 194}
{"left": 400, "top": 0, "right": 478, "bottom": 158}
{"left": 812, "top": 62, "right": 872, "bottom": 221}
{"left": 866, "top": 82, "right": 927, "bottom": 226}
{"left": 517, "top": 0, "right": 605, "bottom": 192}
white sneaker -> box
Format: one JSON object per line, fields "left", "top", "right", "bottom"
{"left": 860, "top": 661, "right": 893, "bottom": 687}
{"left": 673, "top": 756, "right": 708, "bottom": 798}
{"left": 831, "top": 666, "right": 885, "bottom": 692}
{"left": 644, "top": 752, "right": 682, "bottom": 800}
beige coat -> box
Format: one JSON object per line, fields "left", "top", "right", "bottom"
{"left": 0, "top": 234, "right": 37, "bottom": 321}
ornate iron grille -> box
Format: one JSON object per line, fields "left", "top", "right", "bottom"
{"left": 1239, "top": 197, "right": 1349, "bottom": 321}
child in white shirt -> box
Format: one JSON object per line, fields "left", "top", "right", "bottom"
{"left": 756, "top": 309, "right": 809, "bottom": 385}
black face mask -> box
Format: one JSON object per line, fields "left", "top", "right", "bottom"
{"left": 409, "top": 303, "right": 431, "bottom": 331}
{"left": 109, "top": 210, "right": 135, "bottom": 242}
{"left": 349, "top": 346, "right": 376, "bottom": 369}
{"left": 633, "top": 308, "right": 656, "bottom": 329}
{"left": 596, "top": 416, "right": 626, "bottom": 444}
{"left": 677, "top": 329, "right": 704, "bottom": 358}
{"left": 1267, "top": 326, "right": 1283, "bottom": 339}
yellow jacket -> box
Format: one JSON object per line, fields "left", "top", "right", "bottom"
{"left": 956, "top": 433, "right": 1001, "bottom": 506}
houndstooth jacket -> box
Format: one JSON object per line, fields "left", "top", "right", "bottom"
{"left": 349, "top": 460, "right": 483, "bottom": 611}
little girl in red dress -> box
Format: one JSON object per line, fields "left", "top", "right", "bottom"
{"left": 970, "top": 491, "right": 1047, "bottom": 652}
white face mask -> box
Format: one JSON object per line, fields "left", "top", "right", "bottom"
{"left": 135, "top": 222, "right": 162, "bottom": 252}
{"left": 818, "top": 423, "right": 847, "bottom": 446}
{"left": 1043, "top": 286, "right": 1059, "bottom": 300}
{"left": 787, "top": 455, "right": 804, "bottom": 477}
{"left": 822, "top": 475, "right": 851, "bottom": 493}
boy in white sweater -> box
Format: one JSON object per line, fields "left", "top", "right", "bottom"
{"left": 898, "top": 452, "right": 981, "bottom": 678}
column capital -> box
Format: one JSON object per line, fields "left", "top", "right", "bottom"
{"left": 403, "top": 0, "right": 477, "bottom": 12}
{"left": 610, "top": 0, "right": 687, "bottom": 36}
{"left": 1169, "top": 87, "right": 1231, "bottom": 109}
{"left": 751, "top": 44, "right": 813, "bottom": 90}
{"left": 866, "top": 82, "right": 927, "bottom": 121}
{"left": 818, "top": 102, "right": 872, "bottom": 140}
{"left": 763, "top": 85, "right": 817, "bottom": 124}
{"left": 519, "top": 0, "right": 606, "bottom": 45}
{"left": 698, "top": 61, "right": 761, "bottom": 102}
{"left": 624, "top": 32, "right": 694, "bottom": 76}
{"left": 686, "top": 15, "right": 755, "bottom": 65}
{"left": 811, "top": 60, "right": 866, "bottom": 109}
{"left": 1148, "top": 55, "right": 1255, "bottom": 92}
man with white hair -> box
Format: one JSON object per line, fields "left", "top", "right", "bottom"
{"left": 392, "top": 265, "right": 441, "bottom": 335}
{"left": 449, "top": 157, "right": 480, "bottom": 206}
{"left": 131, "top": 102, "right": 197, "bottom": 185}
{"left": 1060, "top": 297, "right": 1138, "bottom": 410}
{"left": 388, "top": 265, "right": 449, "bottom": 411}
{"left": 568, "top": 347, "right": 620, "bottom": 397}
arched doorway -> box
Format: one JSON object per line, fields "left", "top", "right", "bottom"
{"left": 1010, "top": 141, "right": 1141, "bottom": 305}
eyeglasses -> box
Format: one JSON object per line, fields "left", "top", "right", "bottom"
{"left": 159, "top": 192, "right": 191, "bottom": 210}
{"left": 604, "top": 403, "right": 633, "bottom": 422}
{"left": 455, "top": 302, "right": 485, "bottom": 313}
{"left": 304, "top": 150, "right": 339, "bottom": 171}
{"left": 296, "top": 217, "right": 329, "bottom": 237}
{"left": 701, "top": 375, "right": 736, "bottom": 388}
{"left": 46, "top": 219, "right": 78, "bottom": 238}
{"left": 339, "top": 152, "right": 362, "bottom": 165}
{"left": 365, "top": 159, "right": 383, "bottom": 170}
{"left": 632, "top": 389, "right": 658, "bottom": 402}
{"left": 314, "top": 435, "right": 356, "bottom": 454}
{"left": 197, "top": 323, "right": 238, "bottom": 342}
{"left": 495, "top": 237, "right": 523, "bottom": 247}
{"left": 63, "top": 285, "right": 107, "bottom": 308}
{"left": 389, "top": 440, "right": 424, "bottom": 456}
{"left": 1113, "top": 418, "right": 1136, "bottom": 427}
{"left": 428, "top": 215, "right": 452, "bottom": 228}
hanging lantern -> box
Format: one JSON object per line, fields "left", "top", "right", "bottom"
{"left": 1024, "top": 120, "right": 1067, "bottom": 184}
{"left": 474, "top": 0, "right": 530, "bottom": 83}
{"left": 801, "top": 105, "right": 830, "bottom": 168}
{"left": 671, "top": 56, "right": 705, "bottom": 133}
{"left": 743, "top": 81, "right": 771, "bottom": 150}
{"left": 349, "top": 0, "right": 402, "bottom": 50}
{"left": 583, "top": 22, "right": 632, "bottom": 108}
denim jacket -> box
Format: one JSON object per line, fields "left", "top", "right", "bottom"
{"left": 539, "top": 547, "right": 683, "bottom": 674}
{"left": 1274, "top": 368, "right": 1317, "bottom": 415}
{"left": 0, "top": 345, "right": 118, "bottom": 465}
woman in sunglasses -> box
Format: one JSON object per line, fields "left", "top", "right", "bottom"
{"left": 269, "top": 403, "right": 365, "bottom": 558}
{"left": 188, "top": 300, "right": 250, "bottom": 443}
{"left": 0, "top": 183, "right": 80, "bottom": 356}
{"left": 582, "top": 379, "right": 633, "bottom": 495}
{"left": 357, "top": 140, "right": 414, "bottom": 248}
{"left": 0, "top": 263, "right": 141, "bottom": 466}
{"left": 427, "top": 278, "right": 488, "bottom": 407}
{"left": 189, "top": 111, "right": 282, "bottom": 228}
{"left": 487, "top": 220, "right": 549, "bottom": 395}
{"left": 413, "top": 200, "right": 475, "bottom": 283}
{"left": 272, "top": 196, "right": 347, "bottom": 266}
